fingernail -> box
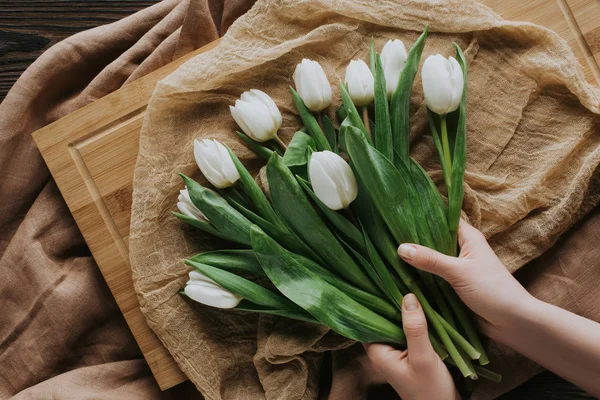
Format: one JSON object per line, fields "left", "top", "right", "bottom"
{"left": 403, "top": 293, "right": 419, "bottom": 311}
{"left": 398, "top": 244, "right": 416, "bottom": 260}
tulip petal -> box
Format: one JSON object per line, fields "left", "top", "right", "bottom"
{"left": 309, "top": 154, "right": 344, "bottom": 210}
{"left": 422, "top": 54, "right": 453, "bottom": 114}
{"left": 448, "top": 56, "right": 464, "bottom": 114}
{"left": 250, "top": 89, "right": 282, "bottom": 128}
{"left": 230, "top": 104, "right": 253, "bottom": 140}
{"left": 214, "top": 140, "right": 241, "bottom": 185}
{"left": 381, "top": 39, "right": 407, "bottom": 97}
{"left": 345, "top": 60, "right": 374, "bottom": 107}
{"left": 194, "top": 140, "right": 228, "bottom": 188}
{"left": 235, "top": 100, "right": 277, "bottom": 142}
{"left": 185, "top": 270, "right": 242, "bottom": 309}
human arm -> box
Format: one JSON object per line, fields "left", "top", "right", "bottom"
{"left": 397, "top": 219, "right": 600, "bottom": 398}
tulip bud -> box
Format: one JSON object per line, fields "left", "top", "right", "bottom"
{"left": 230, "top": 89, "right": 282, "bottom": 142}
{"left": 344, "top": 60, "right": 375, "bottom": 107}
{"left": 194, "top": 139, "right": 240, "bottom": 188}
{"left": 380, "top": 39, "right": 407, "bottom": 97}
{"left": 184, "top": 270, "right": 242, "bottom": 309}
{"left": 309, "top": 151, "right": 358, "bottom": 210}
{"left": 293, "top": 59, "right": 332, "bottom": 112}
{"left": 421, "top": 54, "right": 464, "bottom": 115}
{"left": 177, "top": 187, "right": 208, "bottom": 221}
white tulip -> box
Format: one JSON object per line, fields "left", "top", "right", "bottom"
{"left": 230, "top": 89, "right": 282, "bottom": 142}
{"left": 185, "top": 270, "right": 242, "bottom": 309}
{"left": 309, "top": 151, "right": 358, "bottom": 210}
{"left": 194, "top": 139, "right": 240, "bottom": 189}
{"left": 380, "top": 39, "right": 408, "bottom": 97}
{"left": 177, "top": 187, "right": 208, "bottom": 221}
{"left": 344, "top": 60, "right": 375, "bottom": 107}
{"left": 293, "top": 59, "right": 332, "bottom": 112}
{"left": 421, "top": 54, "right": 464, "bottom": 115}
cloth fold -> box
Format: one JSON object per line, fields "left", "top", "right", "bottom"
{"left": 129, "top": 0, "right": 600, "bottom": 399}
{"left": 0, "top": 0, "right": 254, "bottom": 398}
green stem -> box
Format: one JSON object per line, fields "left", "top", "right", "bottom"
{"left": 419, "top": 270, "right": 457, "bottom": 329}
{"left": 438, "top": 279, "right": 490, "bottom": 365}
{"left": 472, "top": 365, "right": 502, "bottom": 383}
{"left": 274, "top": 136, "right": 288, "bottom": 151}
{"left": 434, "top": 309, "right": 480, "bottom": 360}
{"left": 440, "top": 114, "right": 452, "bottom": 189}
{"left": 389, "top": 275, "right": 448, "bottom": 360}
{"left": 388, "top": 258, "right": 475, "bottom": 378}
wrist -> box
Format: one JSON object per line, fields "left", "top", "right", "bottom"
{"left": 488, "top": 292, "right": 542, "bottom": 344}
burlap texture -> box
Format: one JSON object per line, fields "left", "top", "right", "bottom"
{"left": 129, "top": 0, "right": 600, "bottom": 398}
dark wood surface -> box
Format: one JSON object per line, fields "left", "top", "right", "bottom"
{"left": 0, "top": 1, "right": 593, "bottom": 398}
{"left": 0, "top": 0, "right": 158, "bottom": 101}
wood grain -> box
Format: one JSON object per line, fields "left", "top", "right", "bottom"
{"left": 30, "top": 0, "right": 600, "bottom": 393}
{"left": 0, "top": 0, "right": 158, "bottom": 101}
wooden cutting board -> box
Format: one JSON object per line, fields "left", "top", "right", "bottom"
{"left": 32, "top": 0, "right": 600, "bottom": 391}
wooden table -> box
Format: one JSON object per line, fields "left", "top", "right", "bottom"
{"left": 0, "top": 0, "right": 158, "bottom": 101}
{"left": 14, "top": 0, "right": 600, "bottom": 397}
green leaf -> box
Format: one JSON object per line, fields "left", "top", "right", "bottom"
{"left": 408, "top": 158, "right": 452, "bottom": 254}
{"left": 297, "top": 176, "right": 365, "bottom": 254}
{"left": 338, "top": 82, "right": 372, "bottom": 144}
{"left": 345, "top": 127, "right": 418, "bottom": 244}
{"left": 180, "top": 174, "right": 251, "bottom": 245}
{"left": 448, "top": 43, "right": 468, "bottom": 252}
{"left": 351, "top": 177, "right": 398, "bottom": 266}
{"left": 225, "top": 145, "right": 281, "bottom": 228}
{"left": 266, "top": 154, "right": 379, "bottom": 294}
{"left": 251, "top": 225, "right": 406, "bottom": 345}
{"left": 400, "top": 154, "right": 459, "bottom": 328}
{"left": 283, "top": 131, "right": 316, "bottom": 167}
{"left": 189, "top": 249, "right": 265, "bottom": 277}
{"left": 289, "top": 87, "right": 331, "bottom": 151}
{"left": 172, "top": 212, "right": 229, "bottom": 241}
{"left": 426, "top": 111, "right": 449, "bottom": 187}
{"left": 322, "top": 115, "right": 338, "bottom": 152}
{"left": 338, "top": 232, "right": 403, "bottom": 323}
{"left": 344, "top": 154, "right": 475, "bottom": 377}
{"left": 236, "top": 131, "right": 274, "bottom": 161}
{"left": 185, "top": 260, "right": 294, "bottom": 311}
{"left": 225, "top": 194, "right": 323, "bottom": 262}
{"left": 285, "top": 250, "right": 401, "bottom": 322}
{"left": 346, "top": 229, "right": 448, "bottom": 358}
{"left": 335, "top": 104, "right": 347, "bottom": 122}
{"left": 390, "top": 26, "right": 428, "bottom": 163}
{"left": 371, "top": 49, "right": 393, "bottom": 161}
{"left": 369, "top": 38, "right": 376, "bottom": 74}
{"left": 235, "top": 300, "right": 317, "bottom": 323}
{"left": 269, "top": 138, "right": 286, "bottom": 156}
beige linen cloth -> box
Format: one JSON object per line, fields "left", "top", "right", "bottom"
{"left": 0, "top": 0, "right": 254, "bottom": 398}
{"left": 130, "top": 0, "right": 600, "bottom": 399}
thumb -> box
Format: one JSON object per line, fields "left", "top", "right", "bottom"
{"left": 401, "top": 294, "right": 436, "bottom": 369}
{"left": 398, "top": 243, "right": 463, "bottom": 284}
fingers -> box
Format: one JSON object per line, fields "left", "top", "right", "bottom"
{"left": 458, "top": 218, "right": 486, "bottom": 247}
{"left": 363, "top": 342, "right": 406, "bottom": 378}
{"left": 401, "top": 294, "right": 436, "bottom": 368}
{"left": 398, "top": 243, "right": 462, "bottom": 283}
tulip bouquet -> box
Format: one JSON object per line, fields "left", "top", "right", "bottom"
{"left": 174, "top": 28, "right": 501, "bottom": 382}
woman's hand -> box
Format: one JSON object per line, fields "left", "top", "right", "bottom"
{"left": 397, "top": 219, "right": 600, "bottom": 398}
{"left": 397, "top": 219, "right": 534, "bottom": 331}
{"left": 364, "top": 294, "right": 460, "bottom": 400}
